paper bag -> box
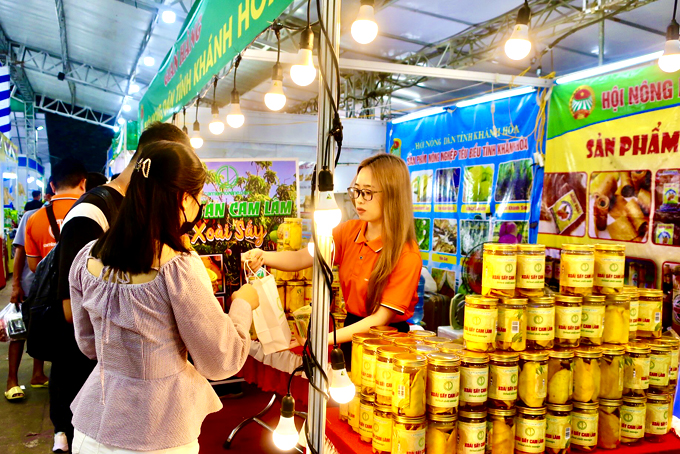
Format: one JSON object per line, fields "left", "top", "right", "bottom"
{"left": 250, "top": 274, "right": 292, "bottom": 355}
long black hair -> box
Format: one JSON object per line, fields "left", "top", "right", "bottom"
{"left": 93, "top": 141, "right": 206, "bottom": 274}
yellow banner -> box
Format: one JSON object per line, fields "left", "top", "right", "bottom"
{"left": 461, "top": 203, "right": 491, "bottom": 214}
{"left": 434, "top": 204, "right": 458, "bottom": 213}
{"left": 432, "top": 253, "right": 458, "bottom": 265}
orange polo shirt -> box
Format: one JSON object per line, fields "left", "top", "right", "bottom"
{"left": 333, "top": 220, "right": 422, "bottom": 323}
{"left": 25, "top": 193, "right": 81, "bottom": 260}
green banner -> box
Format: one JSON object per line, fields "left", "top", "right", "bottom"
{"left": 548, "top": 63, "right": 680, "bottom": 139}
{"left": 126, "top": 120, "right": 139, "bottom": 151}
{"left": 139, "top": 0, "right": 293, "bottom": 131}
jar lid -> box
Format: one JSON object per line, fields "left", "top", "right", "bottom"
{"left": 428, "top": 414, "right": 458, "bottom": 423}
{"left": 353, "top": 333, "right": 380, "bottom": 343}
{"left": 601, "top": 344, "right": 626, "bottom": 355}
{"left": 484, "top": 243, "right": 517, "bottom": 252}
{"left": 440, "top": 342, "right": 465, "bottom": 354}
{"left": 606, "top": 294, "right": 630, "bottom": 303}
{"left": 622, "top": 396, "right": 647, "bottom": 404}
{"left": 377, "top": 346, "right": 411, "bottom": 360}
{"left": 638, "top": 288, "right": 663, "bottom": 298}
{"left": 517, "top": 244, "right": 545, "bottom": 252}
{"left": 384, "top": 332, "right": 410, "bottom": 340}
{"left": 650, "top": 343, "right": 672, "bottom": 353}
{"left": 284, "top": 217, "right": 302, "bottom": 222}
{"left": 583, "top": 295, "right": 606, "bottom": 304}
{"left": 411, "top": 345, "right": 439, "bottom": 355}
{"left": 489, "top": 351, "right": 520, "bottom": 362}
{"left": 427, "top": 352, "right": 461, "bottom": 367}
{"left": 517, "top": 406, "right": 547, "bottom": 416}
{"left": 393, "top": 338, "right": 423, "bottom": 348}
{"left": 529, "top": 296, "right": 555, "bottom": 305}
{"left": 657, "top": 337, "right": 680, "bottom": 349}
{"left": 549, "top": 349, "right": 575, "bottom": 359}
{"left": 369, "top": 326, "right": 398, "bottom": 336}
{"left": 562, "top": 244, "right": 594, "bottom": 251}
{"left": 646, "top": 393, "right": 670, "bottom": 403}
{"left": 488, "top": 408, "right": 517, "bottom": 417}
{"left": 375, "top": 404, "right": 391, "bottom": 413}
{"left": 360, "top": 393, "right": 375, "bottom": 403}
{"left": 287, "top": 280, "right": 305, "bottom": 286}
{"left": 594, "top": 244, "right": 625, "bottom": 252}
{"left": 459, "top": 410, "right": 488, "bottom": 419}
{"left": 573, "top": 401, "right": 599, "bottom": 410}
{"left": 408, "top": 330, "right": 437, "bottom": 338}
{"left": 423, "top": 337, "right": 452, "bottom": 346}
{"left": 465, "top": 294, "right": 498, "bottom": 306}
{"left": 599, "top": 398, "right": 622, "bottom": 407}
{"left": 546, "top": 403, "right": 573, "bottom": 412}
{"left": 575, "top": 346, "right": 603, "bottom": 358}
{"left": 625, "top": 342, "right": 651, "bottom": 354}
{"left": 393, "top": 415, "right": 426, "bottom": 424}
{"left": 462, "top": 351, "right": 490, "bottom": 364}
{"left": 393, "top": 353, "right": 427, "bottom": 368}
{"left": 555, "top": 294, "right": 583, "bottom": 303}
{"left": 520, "top": 351, "right": 549, "bottom": 361}
{"left": 363, "top": 339, "right": 392, "bottom": 352}
{"left": 621, "top": 286, "right": 640, "bottom": 297}
{"left": 500, "top": 297, "right": 528, "bottom": 306}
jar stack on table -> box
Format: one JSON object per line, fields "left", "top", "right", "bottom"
{"left": 337, "top": 242, "right": 679, "bottom": 454}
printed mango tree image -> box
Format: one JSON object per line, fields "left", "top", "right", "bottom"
{"left": 190, "top": 160, "right": 298, "bottom": 291}
{"left": 463, "top": 165, "right": 494, "bottom": 203}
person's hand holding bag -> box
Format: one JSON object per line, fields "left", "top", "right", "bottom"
{"left": 232, "top": 283, "right": 260, "bottom": 311}
{"left": 241, "top": 249, "right": 265, "bottom": 271}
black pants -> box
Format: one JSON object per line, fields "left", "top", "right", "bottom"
{"left": 49, "top": 351, "right": 97, "bottom": 447}
{"left": 341, "top": 312, "right": 410, "bottom": 373}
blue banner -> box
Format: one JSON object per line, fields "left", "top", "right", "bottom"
{"left": 386, "top": 92, "right": 546, "bottom": 293}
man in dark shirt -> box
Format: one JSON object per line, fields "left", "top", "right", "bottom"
{"left": 50, "top": 123, "right": 193, "bottom": 452}
{"left": 24, "top": 190, "right": 43, "bottom": 211}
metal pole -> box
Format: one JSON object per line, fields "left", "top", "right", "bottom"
{"left": 308, "top": 0, "right": 341, "bottom": 452}
{"left": 598, "top": 14, "right": 605, "bottom": 66}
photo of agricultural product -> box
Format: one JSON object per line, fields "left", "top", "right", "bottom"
{"left": 411, "top": 170, "right": 434, "bottom": 204}
{"left": 492, "top": 221, "right": 528, "bottom": 244}
{"left": 201, "top": 254, "right": 224, "bottom": 294}
{"left": 588, "top": 170, "right": 651, "bottom": 242}
{"left": 624, "top": 258, "right": 656, "bottom": 288}
{"left": 495, "top": 159, "right": 534, "bottom": 202}
{"left": 662, "top": 262, "right": 680, "bottom": 331}
{"left": 540, "top": 172, "right": 587, "bottom": 237}
{"left": 460, "top": 220, "right": 491, "bottom": 256}
{"left": 415, "top": 218, "right": 431, "bottom": 251}
{"left": 463, "top": 164, "right": 495, "bottom": 203}
{"left": 434, "top": 167, "right": 461, "bottom": 204}
{"left": 433, "top": 219, "right": 458, "bottom": 254}
{"left": 431, "top": 268, "right": 457, "bottom": 297}
{"left": 653, "top": 169, "right": 680, "bottom": 246}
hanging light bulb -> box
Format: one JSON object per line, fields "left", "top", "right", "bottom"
{"left": 182, "top": 107, "right": 189, "bottom": 135}
{"left": 272, "top": 394, "right": 298, "bottom": 451}
{"left": 329, "top": 347, "right": 355, "bottom": 403}
{"left": 307, "top": 241, "right": 315, "bottom": 257}
{"left": 190, "top": 101, "right": 203, "bottom": 149}
{"left": 297, "top": 421, "right": 307, "bottom": 449}
{"left": 265, "top": 64, "right": 287, "bottom": 111}
{"left": 659, "top": 19, "right": 680, "bottom": 73}
{"left": 351, "top": 0, "right": 379, "bottom": 44}
{"left": 314, "top": 191, "right": 342, "bottom": 234}
{"left": 208, "top": 78, "right": 225, "bottom": 134}
{"left": 291, "top": 27, "right": 316, "bottom": 87}
{"left": 226, "top": 89, "right": 245, "bottom": 128}
{"left": 504, "top": 0, "right": 532, "bottom": 61}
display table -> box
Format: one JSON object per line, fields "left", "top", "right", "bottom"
{"left": 324, "top": 407, "right": 680, "bottom": 454}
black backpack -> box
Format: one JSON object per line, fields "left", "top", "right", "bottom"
{"left": 23, "top": 187, "right": 118, "bottom": 361}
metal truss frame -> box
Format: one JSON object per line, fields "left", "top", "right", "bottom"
{"left": 36, "top": 96, "right": 117, "bottom": 129}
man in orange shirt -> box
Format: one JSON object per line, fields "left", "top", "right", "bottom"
{"left": 25, "top": 159, "right": 87, "bottom": 272}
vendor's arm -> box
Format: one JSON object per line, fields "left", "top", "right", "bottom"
{"left": 331, "top": 306, "right": 395, "bottom": 344}
{"left": 242, "top": 248, "right": 313, "bottom": 272}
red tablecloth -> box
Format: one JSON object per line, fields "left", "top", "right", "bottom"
{"left": 239, "top": 355, "right": 310, "bottom": 405}
{"left": 325, "top": 407, "right": 680, "bottom": 454}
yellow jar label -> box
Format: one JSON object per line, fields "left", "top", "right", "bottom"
{"left": 351, "top": 345, "right": 364, "bottom": 386}
{"left": 561, "top": 255, "right": 594, "bottom": 288}
{"left": 393, "top": 426, "right": 426, "bottom": 454}
{"left": 359, "top": 403, "right": 374, "bottom": 439}
{"left": 496, "top": 307, "right": 525, "bottom": 344}
{"left": 670, "top": 351, "right": 679, "bottom": 381}
{"left": 375, "top": 361, "right": 393, "bottom": 400}
{"left": 483, "top": 254, "right": 517, "bottom": 290}
{"left": 571, "top": 413, "right": 597, "bottom": 446}
{"left": 624, "top": 356, "right": 650, "bottom": 389}
{"left": 427, "top": 370, "right": 460, "bottom": 408}
{"left": 514, "top": 417, "right": 546, "bottom": 453}
{"left": 372, "top": 414, "right": 392, "bottom": 452}
{"left": 649, "top": 354, "right": 670, "bottom": 386}
{"left": 460, "top": 366, "right": 488, "bottom": 403}
{"left": 464, "top": 306, "right": 497, "bottom": 343}
{"left": 362, "top": 354, "right": 376, "bottom": 389}
{"left": 457, "top": 421, "right": 487, "bottom": 454}
{"left": 645, "top": 402, "right": 669, "bottom": 435}
{"left": 546, "top": 414, "right": 571, "bottom": 449}
{"left": 620, "top": 405, "right": 645, "bottom": 439}
{"left": 517, "top": 255, "right": 545, "bottom": 289}
{"left": 527, "top": 306, "right": 555, "bottom": 340}
{"left": 594, "top": 254, "right": 625, "bottom": 287}
{"left": 339, "top": 402, "right": 348, "bottom": 419}
{"left": 349, "top": 396, "right": 360, "bottom": 429}
{"left": 393, "top": 370, "right": 411, "bottom": 412}
{"left": 638, "top": 300, "right": 662, "bottom": 331}
{"left": 489, "top": 365, "right": 519, "bottom": 400}
{"left": 629, "top": 301, "right": 639, "bottom": 332}
{"left": 556, "top": 306, "right": 582, "bottom": 339}
{"left": 581, "top": 305, "right": 605, "bottom": 338}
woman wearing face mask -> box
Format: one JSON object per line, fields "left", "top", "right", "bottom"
{"left": 243, "top": 154, "right": 421, "bottom": 366}
{"left": 67, "top": 141, "right": 258, "bottom": 454}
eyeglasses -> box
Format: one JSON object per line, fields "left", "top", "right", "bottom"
{"left": 347, "top": 187, "right": 382, "bottom": 202}
{"left": 197, "top": 194, "right": 211, "bottom": 206}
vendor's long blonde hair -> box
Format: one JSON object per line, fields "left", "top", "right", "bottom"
{"left": 358, "top": 154, "right": 416, "bottom": 314}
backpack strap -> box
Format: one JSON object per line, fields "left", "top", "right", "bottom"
{"left": 88, "top": 187, "right": 119, "bottom": 225}
{"left": 45, "top": 202, "right": 60, "bottom": 243}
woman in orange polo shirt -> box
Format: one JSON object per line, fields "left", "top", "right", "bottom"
{"left": 243, "top": 154, "right": 422, "bottom": 367}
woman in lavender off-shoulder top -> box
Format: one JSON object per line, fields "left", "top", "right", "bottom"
{"left": 68, "top": 141, "right": 259, "bottom": 454}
